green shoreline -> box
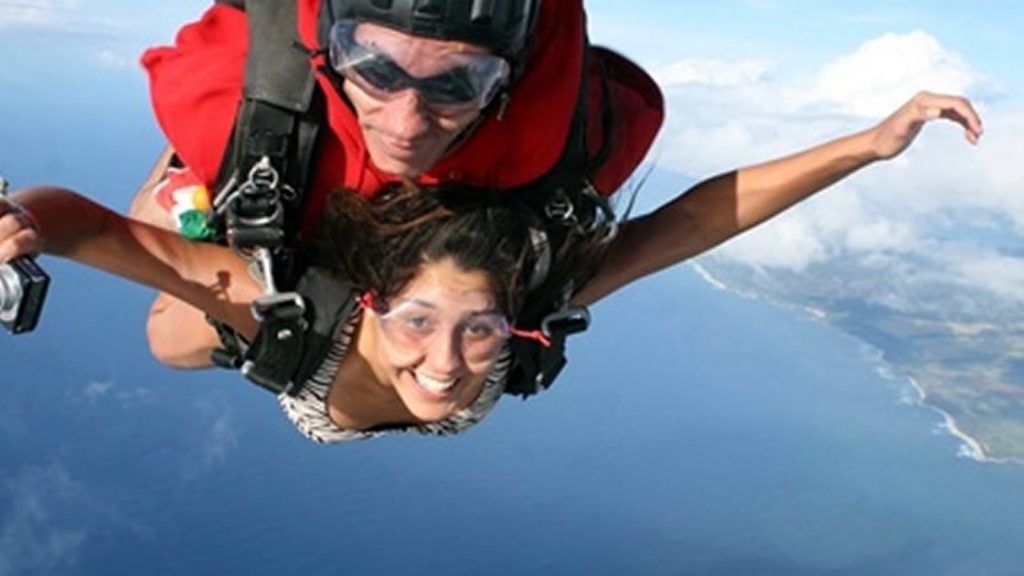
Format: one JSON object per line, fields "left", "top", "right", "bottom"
{"left": 690, "top": 261, "right": 1024, "bottom": 464}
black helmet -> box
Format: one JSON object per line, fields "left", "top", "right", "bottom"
{"left": 324, "top": 0, "right": 540, "bottom": 63}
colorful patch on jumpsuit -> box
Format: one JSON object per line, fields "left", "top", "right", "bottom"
{"left": 153, "top": 167, "right": 214, "bottom": 240}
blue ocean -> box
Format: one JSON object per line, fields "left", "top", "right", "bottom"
{"left": 3, "top": 63, "right": 1024, "bottom": 576}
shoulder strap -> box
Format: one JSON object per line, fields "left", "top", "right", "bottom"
{"left": 206, "top": 0, "right": 332, "bottom": 390}
{"left": 501, "top": 40, "right": 617, "bottom": 399}
{"left": 210, "top": 0, "right": 323, "bottom": 269}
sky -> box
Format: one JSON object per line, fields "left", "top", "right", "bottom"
{"left": 1, "top": 0, "right": 1022, "bottom": 294}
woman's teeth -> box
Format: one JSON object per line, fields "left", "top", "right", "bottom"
{"left": 416, "top": 373, "right": 458, "bottom": 393}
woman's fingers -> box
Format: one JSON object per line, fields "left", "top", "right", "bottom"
{"left": 915, "top": 91, "right": 984, "bottom": 143}
{"left": 0, "top": 211, "right": 41, "bottom": 263}
{"left": 874, "top": 91, "right": 984, "bottom": 159}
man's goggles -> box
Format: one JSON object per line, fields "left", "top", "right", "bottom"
{"left": 328, "top": 19, "right": 511, "bottom": 114}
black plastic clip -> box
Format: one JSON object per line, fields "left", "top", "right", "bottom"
{"left": 240, "top": 291, "right": 309, "bottom": 395}
{"left": 541, "top": 305, "right": 590, "bottom": 339}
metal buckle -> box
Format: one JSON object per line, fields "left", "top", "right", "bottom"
{"left": 541, "top": 305, "right": 590, "bottom": 338}
{"left": 526, "top": 228, "right": 551, "bottom": 292}
{"left": 544, "top": 189, "right": 576, "bottom": 225}
{"left": 581, "top": 183, "right": 619, "bottom": 243}
{"left": 251, "top": 291, "right": 305, "bottom": 321}
{"left": 215, "top": 157, "right": 293, "bottom": 252}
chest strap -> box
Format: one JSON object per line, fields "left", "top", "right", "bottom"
{"left": 219, "top": 268, "right": 356, "bottom": 396}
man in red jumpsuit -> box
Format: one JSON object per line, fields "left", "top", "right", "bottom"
{"left": 130, "top": 0, "right": 664, "bottom": 367}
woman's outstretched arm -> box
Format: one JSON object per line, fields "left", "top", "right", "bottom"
{"left": 576, "top": 91, "right": 983, "bottom": 305}
{"left": 1, "top": 186, "right": 261, "bottom": 339}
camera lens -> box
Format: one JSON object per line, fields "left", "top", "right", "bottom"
{"left": 0, "top": 264, "right": 23, "bottom": 316}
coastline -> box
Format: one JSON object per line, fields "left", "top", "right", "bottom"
{"left": 689, "top": 261, "right": 1019, "bottom": 465}
{"left": 905, "top": 375, "right": 1024, "bottom": 466}
{"left": 904, "top": 376, "right": 991, "bottom": 463}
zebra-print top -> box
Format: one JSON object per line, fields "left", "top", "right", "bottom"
{"left": 277, "top": 303, "right": 511, "bottom": 443}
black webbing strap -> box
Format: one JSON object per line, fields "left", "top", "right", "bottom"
{"left": 243, "top": 0, "right": 317, "bottom": 114}
{"left": 504, "top": 297, "right": 592, "bottom": 398}
{"left": 290, "top": 269, "right": 359, "bottom": 388}
{"left": 241, "top": 292, "right": 309, "bottom": 394}
{"left": 207, "top": 0, "right": 328, "bottom": 393}
{"left": 507, "top": 308, "right": 588, "bottom": 397}
{"left": 502, "top": 42, "right": 617, "bottom": 399}
{"left": 242, "top": 269, "right": 357, "bottom": 395}
{"left": 212, "top": 0, "right": 322, "bottom": 247}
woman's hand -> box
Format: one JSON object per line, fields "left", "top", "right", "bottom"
{"left": 871, "top": 91, "right": 983, "bottom": 160}
{"left": 0, "top": 198, "right": 43, "bottom": 264}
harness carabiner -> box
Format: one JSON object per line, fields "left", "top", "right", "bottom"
{"left": 214, "top": 156, "right": 296, "bottom": 263}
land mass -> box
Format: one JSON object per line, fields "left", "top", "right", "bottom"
{"left": 694, "top": 254, "right": 1024, "bottom": 463}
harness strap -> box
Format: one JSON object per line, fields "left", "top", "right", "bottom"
{"left": 241, "top": 292, "right": 309, "bottom": 394}
{"left": 290, "top": 269, "right": 359, "bottom": 387}
{"left": 206, "top": 0, "right": 326, "bottom": 392}
{"left": 211, "top": 0, "right": 322, "bottom": 251}
{"left": 228, "top": 268, "right": 357, "bottom": 396}
{"left": 502, "top": 43, "right": 619, "bottom": 399}
{"left": 243, "top": 0, "right": 317, "bottom": 113}
{"left": 209, "top": 314, "right": 248, "bottom": 370}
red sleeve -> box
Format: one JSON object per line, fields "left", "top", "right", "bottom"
{"left": 427, "top": 0, "right": 586, "bottom": 189}
{"left": 586, "top": 48, "right": 665, "bottom": 196}
{"left": 141, "top": 4, "right": 249, "bottom": 187}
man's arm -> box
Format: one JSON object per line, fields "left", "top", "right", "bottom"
{"left": 128, "top": 146, "right": 178, "bottom": 230}
{"left": 127, "top": 146, "right": 229, "bottom": 368}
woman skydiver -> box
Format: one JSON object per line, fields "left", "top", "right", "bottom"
{"left": 0, "top": 90, "right": 982, "bottom": 441}
{"left": 0, "top": 181, "right": 608, "bottom": 441}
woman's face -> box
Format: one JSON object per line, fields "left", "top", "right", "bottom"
{"left": 366, "top": 257, "right": 507, "bottom": 422}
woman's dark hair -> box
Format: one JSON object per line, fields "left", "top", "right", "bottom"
{"left": 310, "top": 184, "right": 610, "bottom": 321}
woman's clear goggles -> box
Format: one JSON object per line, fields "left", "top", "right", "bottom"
{"left": 328, "top": 19, "right": 511, "bottom": 114}
{"left": 362, "top": 296, "right": 513, "bottom": 363}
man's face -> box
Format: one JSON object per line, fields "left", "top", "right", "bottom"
{"left": 336, "top": 23, "right": 508, "bottom": 178}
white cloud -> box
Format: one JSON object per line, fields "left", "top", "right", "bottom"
{"left": 94, "top": 48, "right": 130, "bottom": 69}
{"left": 653, "top": 58, "right": 776, "bottom": 88}
{"left": 0, "top": 463, "right": 148, "bottom": 575}
{"left": 115, "top": 387, "right": 155, "bottom": 405}
{"left": 70, "top": 380, "right": 153, "bottom": 407}
{"left": 654, "top": 29, "right": 1024, "bottom": 294}
{"left": 0, "top": 0, "right": 80, "bottom": 30}
{"left": 942, "top": 246, "right": 1024, "bottom": 305}
{"left": 0, "top": 464, "right": 87, "bottom": 575}
{"left": 81, "top": 380, "right": 114, "bottom": 403}
{"left": 814, "top": 30, "right": 978, "bottom": 117}
{"left": 203, "top": 411, "right": 239, "bottom": 466}
{"left": 715, "top": 181, "right": 923, "bottom": 271}
{"left": 716, "top": 210, "right": 831, "bottom": 272}
{"left": 179, "top": 400, "right": 239, "bottom": 479}
{"left": 844, "top": 219, "right": 917, "bottom": 253}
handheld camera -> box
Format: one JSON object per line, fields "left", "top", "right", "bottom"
{"left": 0, "top": 177, "right": 50, "bottom": 334}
